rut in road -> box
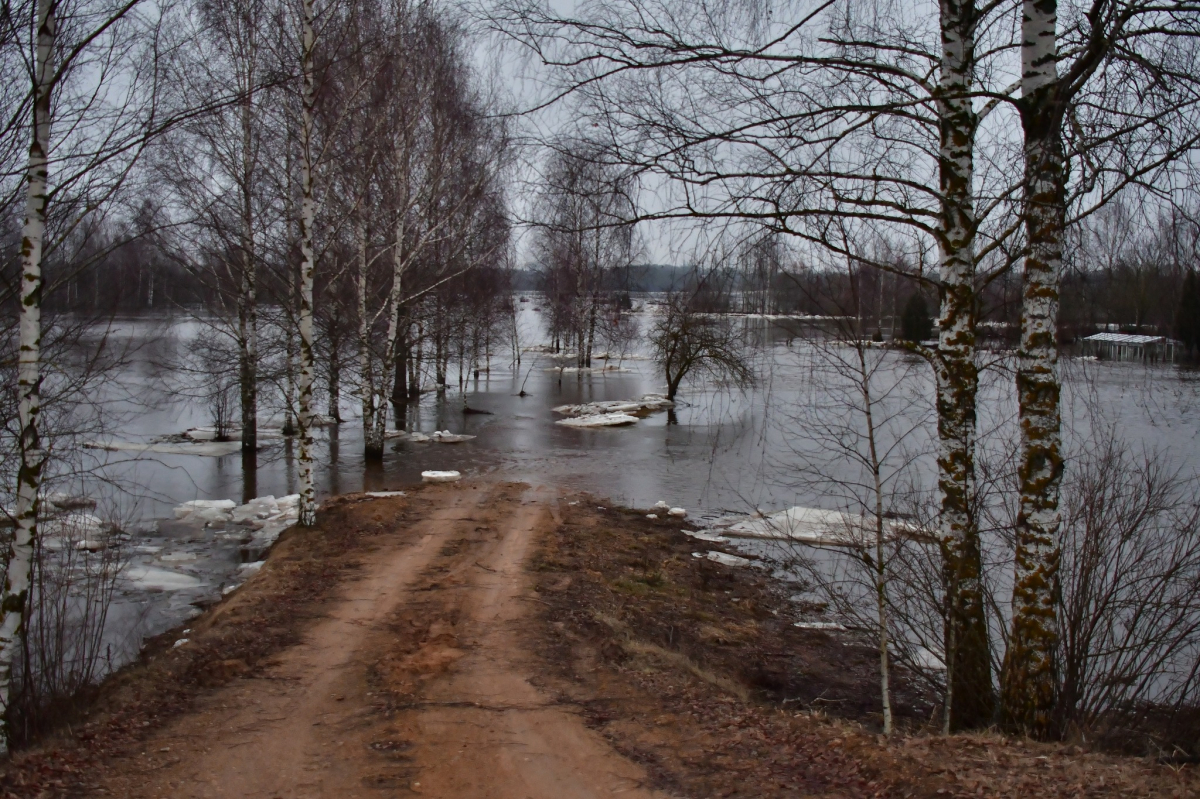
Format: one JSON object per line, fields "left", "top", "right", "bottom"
{"left": 100, "top": 482, "right": 667, "bottom": 799}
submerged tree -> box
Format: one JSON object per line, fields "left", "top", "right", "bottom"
{"left": 1176, "top": 271, "right": 1200, "bottom": 358}
{"left": 533, "top": 142, "right": 636, "bottom": 367}
{"left": 649, "top": 290, "right": 754, "bottom": 403}
{"left": 900, "top": 293, "right": 933, "bottom": 345}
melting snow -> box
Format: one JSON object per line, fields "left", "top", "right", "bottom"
{"left": 794, "top": 621, "right": 847, "bottom": 631}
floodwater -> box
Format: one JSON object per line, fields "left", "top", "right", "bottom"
{"left": 52, "top": 304, "right": 1200, "bottom": 672}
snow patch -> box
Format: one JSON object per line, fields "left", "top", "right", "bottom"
{"left": 422, "top": 470, "right": 461, "bottom": 483}
{"left": 794, "top": 621, "right": 847, "bottom": 631}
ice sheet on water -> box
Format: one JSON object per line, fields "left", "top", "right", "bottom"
{"left": 386, "top": 430, "right": 474, "bottom": 443}
{"left": 709, "top": 506, "right": 915, "bottom": 546}
{"left": 556, "top": 412, "right": 638, "bottom": 428}
{"left": 544, "top": 365, "right": 633, "bottom": 374}
{"left": 183, "top": 426, "right": 290, "bottom": 442}
{"left": 692, "top": 551, "right": 751, "bottom": 567}
{"left": 86, "top": 439, "right": 244, "bottom": 457}
{"left": 684, "top": 530, "right": 729, "bottom": 543}
{"left": 42, "top": 512, "right": 105, "bottom": 538}
{"left": 430, "top": 431, "right": 475, "bottom": 443}
{"left": 174, "top": 499, "right": 236, "bottom": 525}
{"left": 553, "top": 394, "right": 674, "bottom": 418}
{"left": 122, "top": 565, "right": 204, "bottom": 591}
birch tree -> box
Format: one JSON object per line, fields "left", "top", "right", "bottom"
{"left": 296, "top": 0, "right": 317, "bottom": 526}
{"left": 1000, "top": 0, "right": 1200, "bottom": 737}
{"left": 0, "top": 0, "right": 214, "bottom": 751}
{"left": 934, "top": 0, "right": 993, "bottom": 731}
{"left": 490, "top": 0, "right": 1013, "bottom": 728}
{"left": 1, "top": 0, "right": 56, "bottom": 752}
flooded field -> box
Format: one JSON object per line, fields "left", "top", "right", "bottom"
{"left": 51, "top": 303, "right": 1200, "bottom": 670}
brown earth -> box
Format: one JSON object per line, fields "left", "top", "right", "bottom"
{"left": 0, "top": 480, "right": 1197, "bottom": 798}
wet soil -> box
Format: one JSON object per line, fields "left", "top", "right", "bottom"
{"left": 527, "top": 502, "right": 1200, "bottom": 798}
{"left": 1, "top": 482, "right": 1197, "bottom": 798}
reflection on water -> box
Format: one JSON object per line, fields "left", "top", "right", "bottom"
{"left": 80, "top": 308, "right": 1200, "bottom": 523}
{"left": 64, "top": 309, "right": 1200, "bottom": 672}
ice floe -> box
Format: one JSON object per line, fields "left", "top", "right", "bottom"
{"left": 385, "top": 429, "right": 475, "bottom": 443}
{"left": 553, "top": 394, "right": 673, "bottom": 418}
{"left": 174, "top": 499, "right": 237, "bottom": 524}
{"left": 422, "top": 470, "right": 461, "bottom": 482}
{"left": 123, "top": 564, "right": 204, "bottom": 591}
{"left": 85, "top": 439, "right": 243, "bottom": 457}
{"left": 692, "top": 550, "right": 752, "bottom": 567}
{"left": 544, "top": 365, "right": 633, "bottom": 374}
{"left": 683, "top": 529, "right": 729, "bottom": 543}
{"left": 703, "top": 506, "right": 916, "bottom": 546}
{"left": 668, "top": 507, "right": 687, "bottom": 518}
{"left": 42, "top": 512, "right": 106, "bottom": 539}
{"left": 556, "top": 412, "right": 638, "bottom": 428}
{"left": 171, "top": 494, "right": 303, "bottom": 559}
{"left": 365, "top": 491, "right": 406, "bottom": 498}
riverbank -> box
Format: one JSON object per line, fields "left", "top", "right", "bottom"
{"left": 0, "top": 481, "right": 1195, "bottom": 797}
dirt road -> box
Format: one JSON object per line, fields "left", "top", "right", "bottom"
{"left": 99, "top": 482, "right": 668, "bottom": 799}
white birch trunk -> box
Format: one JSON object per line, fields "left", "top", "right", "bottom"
{"left": 859, "top": 351, "right": 893, "bottom": 736}
{"left": 238, "top": 84, "right": 258, "bottom": 455}
{"left": 373, "top": 211, "right": 405, "bottom": 451}
{"left": 935, "top": 0, "right": 992, "bottom": 731}
{"left": 1001, "top": 0, "right": 1064, "bottom": 738}
{"left": 1, "top": 0, "right": 55, "bottom": 754}
{"left": 296, "top": 0, "right": 317, "bottom": 527}
{"left": 356, "top": 216, "right": 383, "bottom": 458}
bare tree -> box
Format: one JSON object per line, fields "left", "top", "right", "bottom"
{"left": 1002, "top": 0, "right": 1200, "bottom": 738}
{"left": 649, "top": 288, "right": 754, "bottom": 403}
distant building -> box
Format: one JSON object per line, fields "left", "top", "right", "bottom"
{"left": 1081, "top": 332, "right": 1180, "bottom": 363}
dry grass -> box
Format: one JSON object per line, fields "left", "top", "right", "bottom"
{"left": 526, "top": 500, "right": 1200, "bottom": 798}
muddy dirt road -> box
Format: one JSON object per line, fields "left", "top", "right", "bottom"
{"left": 98, "top": 482, "right": 667, "bottom": 799}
